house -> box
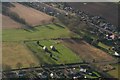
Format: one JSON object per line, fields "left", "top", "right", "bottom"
{"left": 106, "top": 34, "right": 116, "bottom": 40}
{"left": 113, "top": 51, "right": 120, "bottom": 57}
{"left": 50, "top": 45, "right": 56, "bottom": 51}
{"left": 50, "top": 73, "right": 54, "bottom": 78}
{"left": 80, "top": 68, "right": 87, "bottom": 73}
{"left": 43, "top": 46, "right": 48, "bottom": 51}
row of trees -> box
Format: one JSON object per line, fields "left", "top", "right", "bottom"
{"left": 2, "top": 3, "right": 36, "bottom": 32}
{"left": 2, "top": 5, "right": 27, "bottom": 25}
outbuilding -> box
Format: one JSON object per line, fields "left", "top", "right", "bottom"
{"left": 50, "top": 45, "right": 56, "bottom": 51}
{"left": 43, "top": 46, "right": 48, "bottom": 51}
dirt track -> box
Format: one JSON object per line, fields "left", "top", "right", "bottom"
{"left": 2, "top": 14, "right": 22, "bottom": 29}
{"left": 10, "top": 3, "right": 53, "bottom": 26}
{"left": 62, "top": 39, "right": 116, "bottom": 63}
{"left": 68, "top": 2, "right": 118, "bottom": 26}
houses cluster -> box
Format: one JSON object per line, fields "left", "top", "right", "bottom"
{"left": 42, "top": 45, "right": 56, "bottom": 51}
{"left": 22, "top": 2, "right": 119, "bottom": 38}
{"left": 36, "top": 40, "right": 57, "bottom": 58}
{"left": 52, "top": 3, "right": 120, "bottom": 57}
{"left": 22, "top": 2, "right": 117, "bottom": 34}
{"left": 2, "top": 64, "right": 100, "bottom": 79}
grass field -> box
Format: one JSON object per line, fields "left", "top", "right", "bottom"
{"left": 3, "top": 24, "right": 77, "bottom": 41}
{"left": 107, "top": 64, "right": 120, "bottom": 78}
{"left": 2, "top": 23, "right": 80, "bottom": 69}
{"left": 2, "top": 42, "right": 40, "bottom": 70}
{"left": 25, "top": 40, "right": 82, "bottom": 65}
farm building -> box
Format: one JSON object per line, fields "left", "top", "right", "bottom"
{"left": 43, "top": 46, "right": 48, "bottom": 51}
{"left": 113, "top": 52, "right": 120, "bottom": 57}
{"left": 50, "top": 45, "right": 56, "bottom": 51}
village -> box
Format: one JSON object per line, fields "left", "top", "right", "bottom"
{"left": 22, "top": 2, "right": 120, "bottom": 58}
{"left": 2, "top": 2, "right": 120, "bottom": 80}
{"left": 3, "top": 63, "right": 103, "bottom": 79}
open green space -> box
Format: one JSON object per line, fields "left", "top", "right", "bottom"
{"left": 3, "top": 23, "right": 78, "bottom": 41}
{"left": 107, "top": 64, "right": 120, "bottom": 79}
{"left": 25, "top": 40, "right": 82, "bottom": 65}
{"left": 2, "top": 23, "right": 81, "bottom": 69}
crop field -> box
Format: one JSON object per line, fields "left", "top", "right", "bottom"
{"left": 10, "top": 3, "right": 53, "bottom": 26}
{"left": 3, "top": 39, "right": 85, "bottom": 69}
{"left": 2, "top": 14, "right": 22, "bottom": 29}
{"left": 62, "top": 39, "right": 116, "bottom": 63}
{"left": 68, "top": 2, "right": 118, "bottom": 26}
{"left": 2, "top": 42, "right": 40, "bottom": 70}
{"left": 3, "top": 24, "right": 77, "bottom": 41}
{"left": 25, "top": 40, "right": 82, "bottom": 65}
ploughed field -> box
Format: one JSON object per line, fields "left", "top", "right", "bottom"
{"left": 68, "top": 2, "right": 118, "bottom": 26}
{"left": 2, "top": 14, "right": 22, "bottom": 29}
{"left": 2, "top": 3, "right": 53, "bottom": 29}
{"left": 62, "top": 38, "right": 116, "bottom": 63}
{"left": 10, "top": 3, "right": 53, "bottom": 26}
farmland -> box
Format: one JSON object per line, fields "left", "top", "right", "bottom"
{"left": 10, "top": 3, "right": 53, "bottom": 26}
{"left": 62, "top": 39, "right": 116, "bottom": 63}
{"left": 2, "top": 2, "right": 119, "bottom": 79}
{"left": 2, "top": 23, "right": 81, "bottom": 69}
{"left": 68, "top": 2, "right": 118, "bottom": 26}
{"left": 25, "top": 40, "right": 82, "bottom": 64}
{"left": 3, "top": 23, "right": 77, "bottom": 41}
{"left": 2, "top": 42, "right": 39, "bottom": 70}
{"left": 2, "top": 14, "right": 22, "bottom": 29}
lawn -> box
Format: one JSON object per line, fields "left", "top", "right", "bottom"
{"left": 3, "top": 24, "right": 78, "bottom": 41}
{"left": 2, "top": 42, "right": 40, "bottom": 70}
{"left": 25, "top": 40, "right": 82, "bottom": 65}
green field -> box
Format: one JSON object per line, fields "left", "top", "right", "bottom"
{"left": 2, "top": 23, "right": 82, "bottom": 69}
{"left": 25, "top": 40, "right": 82, "bottom": 65}
{"left": 3, "top": 24, "right": 78, "bottom": 41}
{"left": 107, "top": 64, "right": 120, "bottom": 79}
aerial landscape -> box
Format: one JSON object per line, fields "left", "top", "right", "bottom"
{"left": 1, "top": 2, "right": 120, "bottom": 79}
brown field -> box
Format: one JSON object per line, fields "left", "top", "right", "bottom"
{"left": 2, "top": 14, "right": 22, "bottom": 29}
{"left": 10, "top": 3, "right": 53, "bottom": 26}
{"left": 62, "top": 39, "right": 116, "bottom": 63}
{"left": 2, "top": 42, "right": 39, "bottom": 69}
{"left": 68, "top": 2, "right": 118, "bottom": 26}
